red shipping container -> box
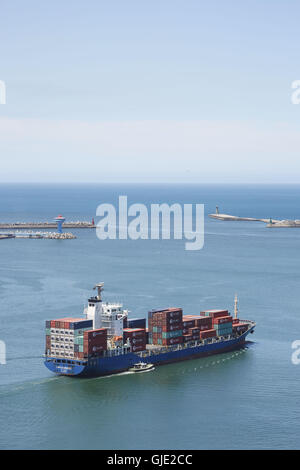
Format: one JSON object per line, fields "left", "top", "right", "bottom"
{"left": 200, "top": 329, "right": 217, "bottom": 339}
{"left": 183, "top": 320, "right": 196, "bottom": 328}
{"left": 83, "top": 342, "right": 106, "bottom": 355}
{"left": 75, "top": 352, "right": 85, "bottom": 359}
{"left": 198, "top": 324, "right": 212, "bottom": 331}
{"left": 213, "top": 316, "right": 233, "bottom": 325}
{"left": 162, "top": 336, "right": 183, "bottom": 346}
{"left": 84, "top": 328, "right": 107, "bottom": 338}
{"left": 151, "top": 309, "right": 182, "bottom": 321}
{"left": 151, "top": 317, "right": 182, "bottom": 326}
{"left": 183, "top": 334, "right": 193, "bottom": 342}
{"left": 232, "top": 323, "right": 248, "bottom": 333}
{"left": 196, "top": 317, "right": 212, "bottom": 328}
{"left": 188, "top": 327, "right": 200, "bottom": 334}
{"left": 201, "top": 310, "right": 229, "bottom": 319}
{"left": 132, "top": 345, "right": 147, "bottom": 352}
{"left": 124, "top": 328, "right": 145, "bottom": 335}
{"left": 232, "top": 318, "right": 239, "bottom": 325}
{"left": 131, "top": 337, "right": 146, "bottom": 345}
{"left": 162, "top": 324, "right": 182, "bottom": 332}
{"left": 84, "top": 329, "right": 107, "bottom": 346}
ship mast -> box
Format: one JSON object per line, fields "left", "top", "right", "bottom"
{"left": 234, "top": 294, "right": 238, "bottom": 319}
{"left": 93, "top": 282, "right": 104, "bottom": 301}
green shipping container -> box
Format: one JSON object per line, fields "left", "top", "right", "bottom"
{"left": 162, "top": 330, "right": 183, "bottom": 339}
{"left": 74, "top": 335, "right": 84, "bottom": 345}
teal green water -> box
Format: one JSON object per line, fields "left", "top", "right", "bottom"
{"left": 0, "top": 184, "right": 300, "bottom": 449}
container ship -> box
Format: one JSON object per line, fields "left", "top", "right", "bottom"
{"left": 44, "top": 283, "right": 256, "bottom": 377}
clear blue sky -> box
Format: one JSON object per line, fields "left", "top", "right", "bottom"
{"left": 0, "top": 0, "right": 299, "bottom": 182}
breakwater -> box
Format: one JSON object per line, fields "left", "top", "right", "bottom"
{"left": 0, "top": 221, "right": 95, "bottom": 229}
{"left": 0, "top": 232, "right": 76, "bottom": 239}
{"left": 209, "top": 210, "right": 300, "bottom": 228}
{"left": 209, "top": 213, "right": 270, "bottom": 223}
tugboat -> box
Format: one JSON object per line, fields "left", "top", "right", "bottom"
{"left": 128, "top": 362, "right": 155, "bottom": 373}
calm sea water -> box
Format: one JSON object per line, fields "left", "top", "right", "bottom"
{"left": 0, "top": 183, "right": 300, "bottom": 450}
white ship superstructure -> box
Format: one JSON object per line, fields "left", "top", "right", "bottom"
{"left": 84, "top": 283, "right": 128, "bottom": 339}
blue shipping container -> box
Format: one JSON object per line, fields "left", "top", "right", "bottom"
{"left": 127, "top": 318, "right": 146, "bottom": 329}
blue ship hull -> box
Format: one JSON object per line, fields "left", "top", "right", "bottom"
{"left": 44, "top": 323, "right": 255, "bottom": 378}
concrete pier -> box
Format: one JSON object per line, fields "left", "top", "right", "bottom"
{"left": 209, "top": 213, "right": 271, "bottom": 223}
{"left": 0, "top": 232, "right": 76, "bottom": 239}
{"left": 209, "top": 208, "right": 300, "bottom": 228}
{"left": 0, "top": 221, "right": 95, "bottom": 230}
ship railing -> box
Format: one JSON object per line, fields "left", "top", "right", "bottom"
{"left": 240, "top": 319, "right": 256, "bottom": 327}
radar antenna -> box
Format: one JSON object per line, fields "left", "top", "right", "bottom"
{"left": 93, "top": 282, "right": 104, "bottom": 301}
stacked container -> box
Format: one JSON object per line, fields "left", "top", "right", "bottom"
{"left": 232, "top": 322, "right": 248, "bottom": 335}
{"left": 183, "top": 334, "right": 193, "bottom": 342}
{"left": 148, "top": 308, "right": 183, "bottom": 346}
{"left": 200, "top": 329, "right": 217, "bottom": 339}
{"left": 212, "top": 316, "right": 233, "bottom": 336}
{"left": 188, "top": 327, "right": 201, "bottom": 340}
{"left": 201, "top": 309, "right": 229, "bottom": 319}
{"left": 182, "top": 315, "right": 212, "bottom": 333}
{"left": 199, "top": 310, "right": 233, "bottom": 336}
{"left": 45, "top": 318, "right": 108, "bottom": 359}
{"left": 123, "top": 328, "right": 147, "bottom": 352}
{"left": 83, "top": 328, "right": 107, "bottom": 358}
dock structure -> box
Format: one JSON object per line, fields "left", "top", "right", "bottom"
{"left": 209, "top": 210, "right": 270, "bottom": 223}
{"left": 0, "top": 234, "right": 15, "bottom": 240}
{"left": 266, "top": 219, "right": 300, "bottom": 228}
{"left": 209, "top": 206, "right": 300, "bottom": 228}
{"left": 0, "top": 221, "right": 95, "bottom": 230}
{"left": 0, "top": 232, "right": 76, "bottom": 240}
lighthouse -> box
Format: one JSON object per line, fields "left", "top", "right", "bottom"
{"left": 54, "top": 214, "right": 66, "bottom": 234}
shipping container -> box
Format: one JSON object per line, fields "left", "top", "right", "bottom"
{"left": 123, "top": 328, "right": 146, "bottom": 338}
{"left": 200, "top": 329, "right": 217, "bottom": 339}
{"left": 132, "top": 345, "right": 147, "bottom": 352}
{"left": 214, "top": 324, "right": 232, "bottom": 335}
{"left": 213, "top": 316, "right": 233, "bottom": 325}
{"left": 183, "top": 334, "right": 193, "bottom": 342}
{"left": 75, "top": 352, "right": 85, "bottom": 359}
{"left": 46, "top": 336, "right": 51, "bottom": 349}
{"left": 162, "top": 336, "right": 183, "bottom": 346}
{"left": 127, "top": 318, "right": 146, "bottom": 329}
{"left": 188, "top": 327, "right": 200, "bottom": 334}
{"left": 162, "top": 330, "right": 183, "bottom": 339}
{"left": 232, "top": 323, "right": 248, "bottom": 334}
{"left": 182, "top": 320, "right": 196, "bottom": 328}
{"left": 201, "top": 310, "right": 229, "bottom": 319}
